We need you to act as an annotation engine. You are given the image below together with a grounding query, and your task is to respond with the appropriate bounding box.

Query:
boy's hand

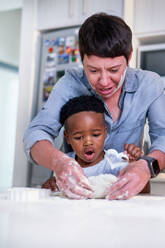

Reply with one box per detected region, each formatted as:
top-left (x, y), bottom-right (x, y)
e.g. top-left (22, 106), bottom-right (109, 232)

top-left (124, 143), bottom-right (143, 162)
top-left (42, 176), bottom-right (59, 192)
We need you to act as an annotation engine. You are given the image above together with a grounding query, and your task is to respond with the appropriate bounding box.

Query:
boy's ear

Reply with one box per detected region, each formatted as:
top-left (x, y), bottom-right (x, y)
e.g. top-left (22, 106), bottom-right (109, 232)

top-left (64, 130), bottom-right (70, 144)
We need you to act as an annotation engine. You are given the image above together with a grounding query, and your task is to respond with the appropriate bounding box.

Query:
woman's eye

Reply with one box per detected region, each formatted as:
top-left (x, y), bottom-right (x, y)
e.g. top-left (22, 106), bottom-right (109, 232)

top-left (89, 69), bottom-right (97, 73)
top-left (110, 67), bottom-right (120, 73)
top-left (111, 69), bottom-right (118, 73)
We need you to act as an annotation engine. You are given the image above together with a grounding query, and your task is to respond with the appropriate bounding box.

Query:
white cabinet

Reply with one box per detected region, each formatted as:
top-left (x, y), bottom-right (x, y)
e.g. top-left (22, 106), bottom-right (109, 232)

top-left (36, 0), bottom-right (124, 30)
top-left (134, 0), bottom-right (165, 35)
top-left (36, 0), bottom-right (79, 30)
top-left (77, 0), bottom-right (124, 23)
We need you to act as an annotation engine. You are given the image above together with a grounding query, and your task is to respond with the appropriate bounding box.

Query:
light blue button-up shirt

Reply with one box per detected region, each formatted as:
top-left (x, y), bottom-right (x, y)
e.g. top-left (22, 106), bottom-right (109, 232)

top-left (24, 67), bottom-right (165, 161)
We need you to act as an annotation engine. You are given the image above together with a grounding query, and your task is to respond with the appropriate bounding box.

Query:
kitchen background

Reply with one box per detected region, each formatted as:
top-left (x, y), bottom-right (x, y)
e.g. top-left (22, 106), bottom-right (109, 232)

top-left (0, 0), bottom-right (165, 189)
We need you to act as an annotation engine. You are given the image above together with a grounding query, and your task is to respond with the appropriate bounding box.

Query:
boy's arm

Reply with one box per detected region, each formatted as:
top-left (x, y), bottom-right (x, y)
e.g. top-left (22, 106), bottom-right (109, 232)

top-left (42, 176), bottom-right (59, 192)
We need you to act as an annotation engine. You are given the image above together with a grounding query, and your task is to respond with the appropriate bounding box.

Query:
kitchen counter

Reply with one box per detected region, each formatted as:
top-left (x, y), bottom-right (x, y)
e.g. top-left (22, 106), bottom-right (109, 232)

top-left (0, 188), bottom-right (165, 248)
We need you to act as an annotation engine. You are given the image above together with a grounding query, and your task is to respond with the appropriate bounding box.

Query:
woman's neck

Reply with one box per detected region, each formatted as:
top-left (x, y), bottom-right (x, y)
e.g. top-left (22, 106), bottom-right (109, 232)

top-left (105, 88), bottom-right (122, 122)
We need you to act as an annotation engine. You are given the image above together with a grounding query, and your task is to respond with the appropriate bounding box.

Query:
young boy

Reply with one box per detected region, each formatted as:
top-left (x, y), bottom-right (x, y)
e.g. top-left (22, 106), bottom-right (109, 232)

top-left (42, 95), bottom-right (146, 193)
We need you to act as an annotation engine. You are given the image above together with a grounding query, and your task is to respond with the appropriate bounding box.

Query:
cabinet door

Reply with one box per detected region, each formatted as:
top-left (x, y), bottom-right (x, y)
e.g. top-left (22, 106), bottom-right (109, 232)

top-left (78, 0), bottom-right (124, 22)
top-left (36, 0), bottom-right (124, 30)
top-left (66, 0), bottom-right (124, 26)
top-left (134, 0), bottom-right (165, 34)
top-left (36, 0), bottom-right (80, 30)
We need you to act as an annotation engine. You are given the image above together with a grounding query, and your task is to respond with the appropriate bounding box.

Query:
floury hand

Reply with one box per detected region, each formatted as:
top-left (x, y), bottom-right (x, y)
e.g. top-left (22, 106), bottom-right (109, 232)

top-left (30, 141), bottom-right (93, 199)
top-left (106, 160), bottom-right (150, 200)
top-left (54, 154), bottom-right (94, 199)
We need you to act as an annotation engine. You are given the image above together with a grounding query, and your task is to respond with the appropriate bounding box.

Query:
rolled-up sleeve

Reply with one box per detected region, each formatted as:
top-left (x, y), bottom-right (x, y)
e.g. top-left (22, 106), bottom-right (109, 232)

top-left (24, 129), bottom-right (56, 162)
top-left (23, 76), bottom-right (69, 161)
top-left (23, 106), bottom-right (62, 161)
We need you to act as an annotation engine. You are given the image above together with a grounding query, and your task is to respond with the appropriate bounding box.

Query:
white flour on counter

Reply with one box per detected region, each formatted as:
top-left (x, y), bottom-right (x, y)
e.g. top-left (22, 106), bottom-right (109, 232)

top-left (0, 188), bottom-right (165, 248)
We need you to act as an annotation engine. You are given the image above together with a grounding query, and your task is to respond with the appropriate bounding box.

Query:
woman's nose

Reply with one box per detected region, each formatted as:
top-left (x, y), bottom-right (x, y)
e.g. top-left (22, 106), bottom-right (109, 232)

top-left (99, 72), bottom-right (109, 86)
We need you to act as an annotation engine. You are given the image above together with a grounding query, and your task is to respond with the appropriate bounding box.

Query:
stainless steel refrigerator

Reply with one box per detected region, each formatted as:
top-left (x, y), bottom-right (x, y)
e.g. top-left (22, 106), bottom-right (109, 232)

top-left (29, 26), bottom-right (82, 187)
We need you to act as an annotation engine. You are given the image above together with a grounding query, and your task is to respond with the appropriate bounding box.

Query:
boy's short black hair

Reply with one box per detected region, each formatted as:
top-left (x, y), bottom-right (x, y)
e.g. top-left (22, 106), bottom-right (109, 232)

top-left (79, 12), bottom-right (132, 63)
top-left (60, 95), bottom-right (106, 126)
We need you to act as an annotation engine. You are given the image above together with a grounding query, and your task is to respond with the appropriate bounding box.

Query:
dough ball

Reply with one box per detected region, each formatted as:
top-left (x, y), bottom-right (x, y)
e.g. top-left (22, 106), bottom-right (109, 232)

top-left (89, 174), bottom-right (117, 199)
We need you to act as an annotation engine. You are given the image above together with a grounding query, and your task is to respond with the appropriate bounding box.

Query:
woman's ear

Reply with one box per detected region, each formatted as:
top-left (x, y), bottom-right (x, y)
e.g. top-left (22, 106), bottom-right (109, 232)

top-left (128, 49), bottom-right (133, 64)
top-left (64, 130), bottom-right (70, 144)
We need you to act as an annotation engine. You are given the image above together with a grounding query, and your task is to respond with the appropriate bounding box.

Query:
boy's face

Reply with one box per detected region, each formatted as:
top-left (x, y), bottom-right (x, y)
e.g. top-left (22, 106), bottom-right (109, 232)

top-left (64, 111), bottom-right (107, 167)
top-left (83, 55), bottom-right (129, 100)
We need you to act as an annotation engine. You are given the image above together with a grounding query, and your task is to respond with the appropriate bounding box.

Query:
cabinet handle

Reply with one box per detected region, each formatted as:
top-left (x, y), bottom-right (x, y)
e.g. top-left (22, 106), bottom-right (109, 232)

top-left (82, 0), bottom-right (87, 15)
top-left (69, 0), bottom-right (73, 17)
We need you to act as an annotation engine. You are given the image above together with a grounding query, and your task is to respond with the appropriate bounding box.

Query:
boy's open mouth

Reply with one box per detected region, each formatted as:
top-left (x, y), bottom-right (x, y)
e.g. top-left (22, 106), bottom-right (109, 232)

top-left (84, 149), bottom-right (95, 160)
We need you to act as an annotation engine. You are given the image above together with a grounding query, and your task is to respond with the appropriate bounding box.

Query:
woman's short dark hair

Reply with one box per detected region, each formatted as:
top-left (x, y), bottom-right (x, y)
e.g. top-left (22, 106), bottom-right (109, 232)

top-left (78, 12), bottom-right (132, 63)
top-left (60, 95), bottom-right (106, 128)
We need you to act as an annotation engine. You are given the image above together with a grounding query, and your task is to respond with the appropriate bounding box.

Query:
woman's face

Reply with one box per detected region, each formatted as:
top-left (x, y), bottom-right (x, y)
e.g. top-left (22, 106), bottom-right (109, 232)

top-left (65, 111), bottom-right (107, 167)
top-left (83, 55), bottom-right (128, 99)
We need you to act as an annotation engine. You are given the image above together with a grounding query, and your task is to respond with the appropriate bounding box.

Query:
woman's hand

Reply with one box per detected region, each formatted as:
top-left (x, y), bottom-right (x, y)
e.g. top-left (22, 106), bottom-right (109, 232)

top-left (53, 153), bottom-right (94, 199)
top-left (31, 141), bottom-right (93, 200)
top-left (106, 159), bottom-right (150, 200)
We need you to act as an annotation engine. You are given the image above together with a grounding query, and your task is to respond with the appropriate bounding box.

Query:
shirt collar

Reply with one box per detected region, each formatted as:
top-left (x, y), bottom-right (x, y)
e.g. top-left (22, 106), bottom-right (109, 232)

top-left (123, 67), bottom-right (139, 93)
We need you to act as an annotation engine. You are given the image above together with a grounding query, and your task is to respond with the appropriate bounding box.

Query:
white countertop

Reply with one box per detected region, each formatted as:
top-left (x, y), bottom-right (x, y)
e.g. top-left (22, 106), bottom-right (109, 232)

top-left (0, 188), bottom-right (165, 248)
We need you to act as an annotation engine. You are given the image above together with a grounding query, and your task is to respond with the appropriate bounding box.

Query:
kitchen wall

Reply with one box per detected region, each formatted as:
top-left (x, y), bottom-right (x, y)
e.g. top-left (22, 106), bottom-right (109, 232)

top-left (0, 7), bottom-right (22, 187)
top-left (0, 9), bottom-right (21, 66)
top-left (0, 66), bottom-right (19, 187)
